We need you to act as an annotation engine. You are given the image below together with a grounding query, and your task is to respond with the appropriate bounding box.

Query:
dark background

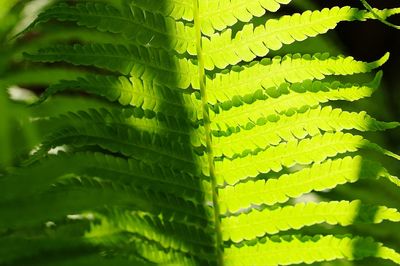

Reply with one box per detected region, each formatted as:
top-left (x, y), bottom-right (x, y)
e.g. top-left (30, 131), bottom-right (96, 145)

top-left (326, 0), bottom-right (400, 154)
top-left (284, 0), bottom-right (400, 151)
top-left (324, 0), bottom-right (400, 115)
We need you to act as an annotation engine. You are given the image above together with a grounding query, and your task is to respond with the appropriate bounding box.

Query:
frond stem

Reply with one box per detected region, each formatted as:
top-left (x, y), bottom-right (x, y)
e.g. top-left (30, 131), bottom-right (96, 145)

top-left (193, 0), bottom-right (223, 264)
top-left (359, 0), bottom-right (400, 29)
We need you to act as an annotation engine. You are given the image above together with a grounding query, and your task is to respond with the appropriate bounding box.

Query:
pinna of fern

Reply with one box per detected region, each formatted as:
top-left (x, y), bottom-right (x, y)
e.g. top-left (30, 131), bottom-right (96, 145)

top-left (1, 0), bottom-right (400, 265)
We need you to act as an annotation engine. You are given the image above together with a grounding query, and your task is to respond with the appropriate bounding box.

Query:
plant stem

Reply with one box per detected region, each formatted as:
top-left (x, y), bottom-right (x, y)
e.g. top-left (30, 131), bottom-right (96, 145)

top-left (192, 1), bottom-right (223, 265)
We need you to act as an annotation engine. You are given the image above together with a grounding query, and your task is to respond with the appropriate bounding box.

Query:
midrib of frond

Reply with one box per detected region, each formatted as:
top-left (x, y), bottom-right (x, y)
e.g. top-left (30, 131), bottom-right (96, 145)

top-left (193, 0), bottom-right (223, 264)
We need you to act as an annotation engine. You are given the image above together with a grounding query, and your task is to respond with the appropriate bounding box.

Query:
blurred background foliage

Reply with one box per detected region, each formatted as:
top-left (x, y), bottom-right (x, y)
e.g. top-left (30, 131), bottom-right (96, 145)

top-left (0, 0), bottom-right (110, 169)
top-left (0, 0), bottom-right (399, 265)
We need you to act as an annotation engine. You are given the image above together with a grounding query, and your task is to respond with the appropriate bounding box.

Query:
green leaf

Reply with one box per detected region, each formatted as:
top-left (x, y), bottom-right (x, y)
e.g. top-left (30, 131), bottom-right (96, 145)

top-left (221, 200), bottom-right (400, 242)
top-left (202, 7), bottom-right (400, 69)
top-left (38, 75), bottom-right (203, 121)
top-left (218, 156), bottom-right (399, 213)
top-left (24, 43), bottom-right (199, 89)
top-left (206, 53), bottom-right (386, 104)
top-left (223, 235), bottom-right (400, 265)
top-left (213, 106), bottom-right (399, 158)
top-left (26, 2), bottom-right (196, 55)
top-left (215, 132), bottom-right (399, 185)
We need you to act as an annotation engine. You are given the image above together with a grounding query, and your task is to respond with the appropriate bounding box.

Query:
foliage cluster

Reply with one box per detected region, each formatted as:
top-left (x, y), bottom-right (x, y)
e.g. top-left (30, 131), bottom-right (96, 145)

top-left (0, 0), bottom-right (400, 265)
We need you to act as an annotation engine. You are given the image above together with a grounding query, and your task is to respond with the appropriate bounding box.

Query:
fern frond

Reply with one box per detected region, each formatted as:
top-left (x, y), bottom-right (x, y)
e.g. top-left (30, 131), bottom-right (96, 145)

top-left (30, 123), bottom-right (207, 175)
top-left (206, 53), bottom-right (386, 104)
top-left (0, 178), bottom-right (211, 230)
top-left (218, 156), bottom-right (399, 213)
top-left (88, 209), bottom-right (216, 257)
top-left (213, 106), bottom-right (399, 157)
top-left (198, 0), bottom-right (292, 36)
top-left (0, 228), bottom-right (195, 266)
top-left (130, 0), bottom-right (292, 36)
top-left (1, 152), bottom-right (211, 204)
top-left (92, 231), bottom-right (204, 265)
top-left (0, 179), bottom-right (143, 229)
top-left (215, 132), bottom-right (399, 185)
top-left (87, 231), bottom-right (207, 265)
top-left (211, 73), bottom-right (382, 132)
top-left (24, 47), bottom-right (386, 101)
top-left (26, 2), bottom-right (196, 55)
top-left (7, 0), bottom-right (400, 264)
top-left (203, 7), bottom-right (400, 69)
top-left (50, 108), bottom-right (205, 147)
top-left (223, 235), bottom-right (400, 265)
top-left (24, 43), bottom-right (199, 89)
top-left (221, 200), bottom-right (400, 242)
top-left (131, 0), bottom-right (193, 21)
top-left (38, 75), bottom-right (203, 121)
